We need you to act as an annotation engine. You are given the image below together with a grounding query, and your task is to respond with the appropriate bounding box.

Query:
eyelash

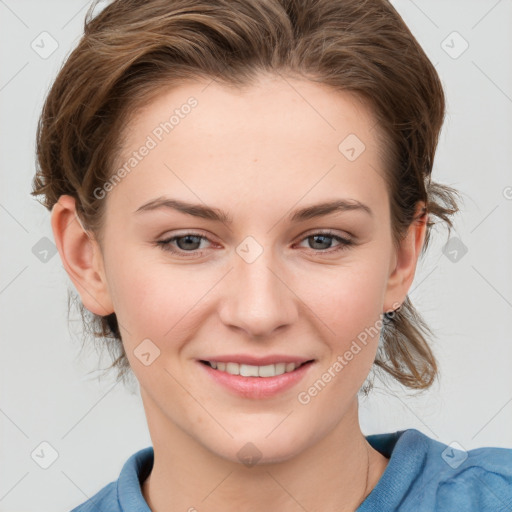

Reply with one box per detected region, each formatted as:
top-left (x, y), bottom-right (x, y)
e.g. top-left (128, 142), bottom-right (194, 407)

top-left (156, 230), bottom-right (354, 258)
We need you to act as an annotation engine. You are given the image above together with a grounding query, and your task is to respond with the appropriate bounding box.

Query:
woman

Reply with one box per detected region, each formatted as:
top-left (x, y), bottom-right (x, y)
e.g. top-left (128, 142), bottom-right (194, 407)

top-left (31, 0), bottom-right (512, 510)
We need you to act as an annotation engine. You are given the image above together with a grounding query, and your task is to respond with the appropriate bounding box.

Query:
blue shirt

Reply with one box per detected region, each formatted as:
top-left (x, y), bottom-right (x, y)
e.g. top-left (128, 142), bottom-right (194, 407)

top-left (70, 428), bottom-right (512, 511)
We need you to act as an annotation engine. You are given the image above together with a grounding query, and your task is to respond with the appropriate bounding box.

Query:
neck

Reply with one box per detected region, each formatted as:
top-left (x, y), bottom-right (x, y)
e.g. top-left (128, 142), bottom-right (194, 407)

top-left (141, 394), bottom-right (388, 512)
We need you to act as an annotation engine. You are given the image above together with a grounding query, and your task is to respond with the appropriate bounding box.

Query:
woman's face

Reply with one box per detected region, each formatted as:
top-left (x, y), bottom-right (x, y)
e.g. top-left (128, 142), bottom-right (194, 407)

top-left (67, 74), bottom-right (422, 464)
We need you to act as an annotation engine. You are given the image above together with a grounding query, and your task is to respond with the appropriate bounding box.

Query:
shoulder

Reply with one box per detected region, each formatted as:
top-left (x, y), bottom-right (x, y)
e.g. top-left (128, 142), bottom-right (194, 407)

top-left (361, 428), bottom-right (512, 512)
top-left (69, 481), bottom-right (118, 512)
top-left (424, 436), bottom-right (512, 511)
top-left (69, 446), bottom-right (154, 512)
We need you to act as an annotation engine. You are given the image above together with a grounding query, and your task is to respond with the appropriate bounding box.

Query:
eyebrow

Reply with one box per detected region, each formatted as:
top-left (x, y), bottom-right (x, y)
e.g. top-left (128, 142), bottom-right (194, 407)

top-left (134, 196), bottom-right (373, 224)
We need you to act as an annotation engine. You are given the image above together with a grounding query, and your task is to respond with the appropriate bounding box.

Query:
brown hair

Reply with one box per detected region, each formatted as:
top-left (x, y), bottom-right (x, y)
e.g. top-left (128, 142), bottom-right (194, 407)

top-left (31, 0), bottom-right (461, 391)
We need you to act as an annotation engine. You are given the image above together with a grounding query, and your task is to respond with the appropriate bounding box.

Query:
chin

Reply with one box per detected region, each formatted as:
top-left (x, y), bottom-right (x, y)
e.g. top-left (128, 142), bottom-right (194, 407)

top-left (209, 431), bottom-right (308, 468)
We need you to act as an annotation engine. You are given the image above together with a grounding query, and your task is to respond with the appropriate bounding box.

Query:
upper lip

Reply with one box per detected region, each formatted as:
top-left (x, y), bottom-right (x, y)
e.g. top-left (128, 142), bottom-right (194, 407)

top-left (199, 354), bottom-right (314, 366)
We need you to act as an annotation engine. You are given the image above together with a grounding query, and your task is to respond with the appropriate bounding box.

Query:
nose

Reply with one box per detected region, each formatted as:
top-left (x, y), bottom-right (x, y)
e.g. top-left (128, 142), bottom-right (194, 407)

top-left (217, 247), bottom-right (298, 339)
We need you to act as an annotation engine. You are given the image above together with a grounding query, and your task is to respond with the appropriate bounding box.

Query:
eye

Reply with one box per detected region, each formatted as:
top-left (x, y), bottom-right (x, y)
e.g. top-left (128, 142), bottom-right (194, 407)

top-left (295, 230), bottom-right (353, 254)
top-left (156, 232), bottom-right (212, 258)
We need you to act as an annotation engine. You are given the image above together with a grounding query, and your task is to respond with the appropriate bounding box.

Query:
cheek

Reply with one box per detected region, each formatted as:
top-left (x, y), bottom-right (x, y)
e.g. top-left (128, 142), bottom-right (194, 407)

top-left (290, 252), bottom-right (390, 402)
top-left (104, 244), bottom-right (221, 356)
top-left (111, 269), bottom-right (196, 334)
top-left (290, 262), bottom-right (388, 422)
top-left (298, 255), bottom-right (389, 342)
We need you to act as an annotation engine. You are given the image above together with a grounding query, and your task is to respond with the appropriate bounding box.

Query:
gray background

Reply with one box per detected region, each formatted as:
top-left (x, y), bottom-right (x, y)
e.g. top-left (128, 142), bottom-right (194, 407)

top-left (1, 0), bottom-right (511, 510)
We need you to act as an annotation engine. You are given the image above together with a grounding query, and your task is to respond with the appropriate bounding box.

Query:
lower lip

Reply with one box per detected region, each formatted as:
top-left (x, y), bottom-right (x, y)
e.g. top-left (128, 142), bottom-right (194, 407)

top-left (197, 360), bottom-right (315, 399)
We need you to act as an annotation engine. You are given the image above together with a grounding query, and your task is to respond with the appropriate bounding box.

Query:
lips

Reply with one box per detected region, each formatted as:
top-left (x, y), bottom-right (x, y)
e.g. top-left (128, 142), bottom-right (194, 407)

top-left (197, 358), bottom-right (316, 399)
top-left (198, 354), bottom-right (314, 366)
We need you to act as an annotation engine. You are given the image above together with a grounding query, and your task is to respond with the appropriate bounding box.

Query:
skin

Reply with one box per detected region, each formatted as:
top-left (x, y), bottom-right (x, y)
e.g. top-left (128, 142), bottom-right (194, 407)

top-left (51, 74), bottom-right (427, 511)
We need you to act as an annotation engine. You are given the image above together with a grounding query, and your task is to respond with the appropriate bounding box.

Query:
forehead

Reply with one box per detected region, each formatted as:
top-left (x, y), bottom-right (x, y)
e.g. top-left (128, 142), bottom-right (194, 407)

top-left (121, 74), bottom-right (379, 152)
top-left (108, 75), bottom-right (387, 219)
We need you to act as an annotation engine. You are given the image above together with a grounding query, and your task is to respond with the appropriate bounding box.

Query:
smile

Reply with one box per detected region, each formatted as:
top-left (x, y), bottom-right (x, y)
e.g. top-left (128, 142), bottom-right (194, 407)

top-left (200, 360), bottom-right (312, 378)
top-left (198, 359), bottom-right (316, 399)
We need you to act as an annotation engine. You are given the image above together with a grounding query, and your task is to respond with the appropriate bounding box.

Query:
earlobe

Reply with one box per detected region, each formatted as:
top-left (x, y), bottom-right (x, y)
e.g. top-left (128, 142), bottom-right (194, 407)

top-left (51, 195), bottom-right (114, 316)
top-left (383, 202), bottom-right (427, 312)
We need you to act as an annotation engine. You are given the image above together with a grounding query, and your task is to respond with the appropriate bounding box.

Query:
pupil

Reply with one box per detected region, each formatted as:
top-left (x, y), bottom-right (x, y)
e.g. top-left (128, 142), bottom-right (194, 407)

top-left (311, 234), bottom-right (330, 250)
top-left (178, 235), bottom-right (200, 250)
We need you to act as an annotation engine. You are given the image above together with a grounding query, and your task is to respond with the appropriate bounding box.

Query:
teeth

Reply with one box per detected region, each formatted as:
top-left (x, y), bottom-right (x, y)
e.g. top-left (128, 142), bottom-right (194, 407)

top-left (208, 361), bottom-right (301, 377)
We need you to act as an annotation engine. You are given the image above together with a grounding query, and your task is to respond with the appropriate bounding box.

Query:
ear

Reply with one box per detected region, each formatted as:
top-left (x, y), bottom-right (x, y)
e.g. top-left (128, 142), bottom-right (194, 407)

top-left (383, 201), bottom-right (427, 313)
top-left (51, 195), bottom-right (114, 316)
